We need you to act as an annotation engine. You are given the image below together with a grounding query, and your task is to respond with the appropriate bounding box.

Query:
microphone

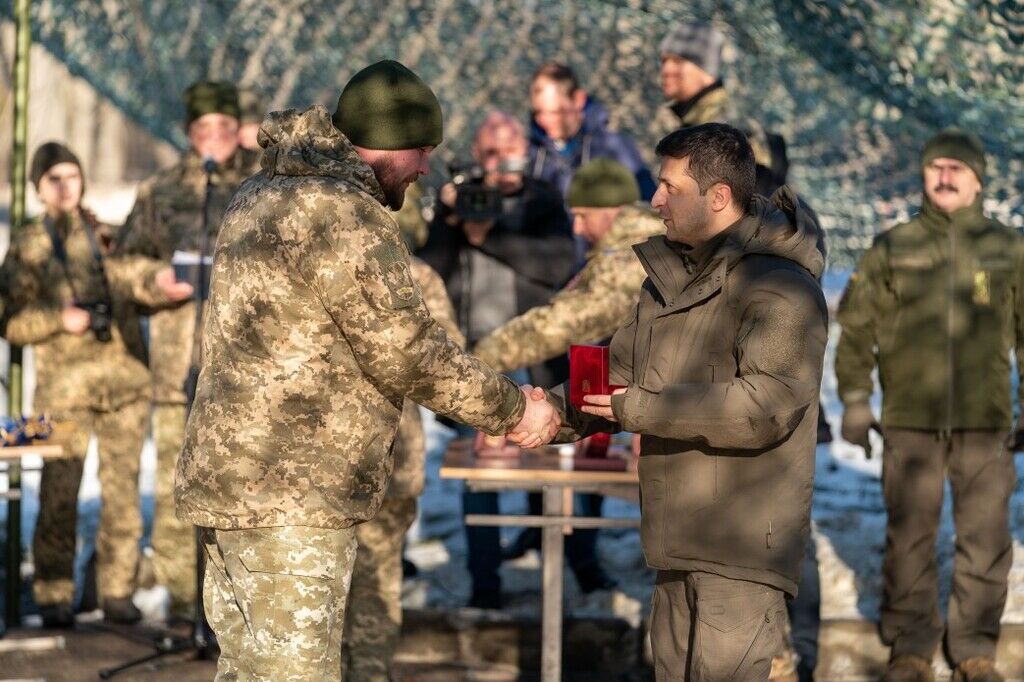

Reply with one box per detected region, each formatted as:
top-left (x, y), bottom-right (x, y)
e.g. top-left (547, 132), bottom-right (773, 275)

top-left (202, 156), bottom-right (218, 174)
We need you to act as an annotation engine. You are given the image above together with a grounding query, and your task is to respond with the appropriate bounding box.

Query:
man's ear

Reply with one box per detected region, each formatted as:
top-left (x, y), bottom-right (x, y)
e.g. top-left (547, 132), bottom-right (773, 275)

top-left (572, 89), bottom-right (587, 111)
top-left (710, 183), bottom-right (733, 212)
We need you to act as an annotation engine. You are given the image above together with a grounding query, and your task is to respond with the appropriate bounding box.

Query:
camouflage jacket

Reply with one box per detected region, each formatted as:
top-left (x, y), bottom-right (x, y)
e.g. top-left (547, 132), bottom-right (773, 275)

top-left (388, 257), bottom-right (464, 499)
top-left (176, 105), bottom-right (525, 530)
top-left (117, 148), bottom-right (257, 404)
top-left (1, 212), bottom-right (171, 413)
top-left (474, 204), bottom-right (663, 372)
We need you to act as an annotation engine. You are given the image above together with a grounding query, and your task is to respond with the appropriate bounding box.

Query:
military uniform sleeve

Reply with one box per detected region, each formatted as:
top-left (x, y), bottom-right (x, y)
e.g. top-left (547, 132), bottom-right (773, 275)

top-left (300, 207), bottom-right (524, 436)
top-left (475, 251), bottom-right (643, 372)
top-left (0, 236), bottom-right (64, 346)
top-left (835, 238), bottom-right (889, 405)
top-left (610, 268), bottom-right (827, 450)
top-left (410, 257), bottom-right (464, 348)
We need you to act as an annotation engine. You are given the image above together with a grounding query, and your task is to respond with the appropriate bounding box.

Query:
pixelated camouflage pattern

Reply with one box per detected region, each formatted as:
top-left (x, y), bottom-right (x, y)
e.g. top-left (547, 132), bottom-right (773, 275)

top-left (653, 84), bottom-right (732, 139)
top-left (116, 149), bottom-right (258, 405)
top-left (342, 495), bottom-right (418, 682)
top-left (387, 257), bottom-right (464, 499)
top-left (150, 402), bottom-right (195, 612)
top-left (474, 203), bottom-right (664, 373)
top-left (1, 212), bottom-right (175, 412)
top-left (201, 524), bottom-right (357, 681)
top-left (395, 182), bottom-right (429, 250)
top-left (32, 399), bottom-right (149, 605)
top-left (176, 105), bottom-right (525, 531)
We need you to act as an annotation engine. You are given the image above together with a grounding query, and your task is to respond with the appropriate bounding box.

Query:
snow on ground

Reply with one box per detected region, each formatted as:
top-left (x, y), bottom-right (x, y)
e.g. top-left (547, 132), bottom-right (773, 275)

top-left (5, 269), bottom-right (1024, 624)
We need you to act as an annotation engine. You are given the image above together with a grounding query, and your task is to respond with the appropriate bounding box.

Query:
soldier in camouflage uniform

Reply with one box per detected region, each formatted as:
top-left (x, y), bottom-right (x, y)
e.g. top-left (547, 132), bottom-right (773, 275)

top-left (116, 82), bottom-right (257, 616)
top-left (176, 60), bottom-right (559, 680)
top-left (341, 253), bottom-right (464, 681)
top-left (475, 158), bottom-right (663, 372)
top-left (1, 143), bottom-right (192, 627)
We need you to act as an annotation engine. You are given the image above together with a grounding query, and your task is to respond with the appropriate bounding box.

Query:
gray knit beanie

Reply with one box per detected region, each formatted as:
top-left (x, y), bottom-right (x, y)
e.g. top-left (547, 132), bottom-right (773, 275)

top-left (659, 22), bottom-right (726, 78)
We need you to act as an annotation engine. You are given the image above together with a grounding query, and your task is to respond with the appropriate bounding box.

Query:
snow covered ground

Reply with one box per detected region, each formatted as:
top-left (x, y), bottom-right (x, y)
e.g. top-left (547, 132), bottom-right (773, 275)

top-left (5, 269), bottom-right (1024, 624)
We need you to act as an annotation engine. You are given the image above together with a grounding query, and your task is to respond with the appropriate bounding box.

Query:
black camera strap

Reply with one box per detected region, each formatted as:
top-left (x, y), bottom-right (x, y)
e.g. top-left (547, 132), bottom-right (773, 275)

top-left (42, 210), bottom-right (114, 307)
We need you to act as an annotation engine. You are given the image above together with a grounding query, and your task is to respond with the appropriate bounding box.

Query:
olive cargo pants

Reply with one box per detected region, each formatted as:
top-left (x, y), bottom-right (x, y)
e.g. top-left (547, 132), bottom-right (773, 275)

top-left (880, 428), bottom-right (1015, 663)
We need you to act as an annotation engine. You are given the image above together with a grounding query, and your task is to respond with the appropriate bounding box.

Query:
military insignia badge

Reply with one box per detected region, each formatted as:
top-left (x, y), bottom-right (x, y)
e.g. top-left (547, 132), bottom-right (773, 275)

top-left (973, 271), bottom-right (991, 305)
top-left (385, 261), bottom-right (417, 306)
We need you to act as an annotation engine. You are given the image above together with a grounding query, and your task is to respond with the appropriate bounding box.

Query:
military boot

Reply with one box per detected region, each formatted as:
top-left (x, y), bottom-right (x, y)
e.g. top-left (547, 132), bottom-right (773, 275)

top-left (39, 603), bottom-right (75, 629)
top-left (952, 658), bottom-right (1004, 682)
top-left (882, 655), bottom-right (935, 682)
top-left (102, 597), bottom-right (141, 624)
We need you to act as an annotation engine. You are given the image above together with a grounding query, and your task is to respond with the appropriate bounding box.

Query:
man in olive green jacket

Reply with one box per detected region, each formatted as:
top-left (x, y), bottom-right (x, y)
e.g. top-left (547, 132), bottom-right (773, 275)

top-left (837, 129), bottom-right (1019, 682)
top-left (560, 124), bottom-right (828, 681)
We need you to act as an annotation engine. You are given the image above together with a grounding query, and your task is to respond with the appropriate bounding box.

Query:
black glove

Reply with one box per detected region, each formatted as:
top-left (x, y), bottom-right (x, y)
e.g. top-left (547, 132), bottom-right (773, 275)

top-left (841, 401), bottom-right (878, 458)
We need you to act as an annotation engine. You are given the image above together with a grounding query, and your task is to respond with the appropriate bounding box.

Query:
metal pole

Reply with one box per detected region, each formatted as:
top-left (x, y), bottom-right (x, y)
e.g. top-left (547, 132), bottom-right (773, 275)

top-left (5, 0), bottom-right (32, 629)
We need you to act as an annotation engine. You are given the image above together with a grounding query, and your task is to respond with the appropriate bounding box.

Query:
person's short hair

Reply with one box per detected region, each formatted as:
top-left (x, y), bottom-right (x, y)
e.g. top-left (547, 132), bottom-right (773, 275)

top-left (530, 61), bottom-right (580, 95)
top-left (656, 123), bottom-right (755, 208)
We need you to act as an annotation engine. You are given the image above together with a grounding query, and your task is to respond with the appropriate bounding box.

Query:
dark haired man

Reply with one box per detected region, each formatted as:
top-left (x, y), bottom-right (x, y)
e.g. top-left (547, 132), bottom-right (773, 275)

top-left (555, 123), bottom-right (828, 680)
top-left (528, 61), bottom-right (655, 201)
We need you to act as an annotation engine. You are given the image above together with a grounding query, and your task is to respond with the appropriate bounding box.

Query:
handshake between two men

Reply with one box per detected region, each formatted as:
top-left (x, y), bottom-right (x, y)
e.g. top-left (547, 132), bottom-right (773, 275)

top-left (503, 385), bottom-right (630, 449)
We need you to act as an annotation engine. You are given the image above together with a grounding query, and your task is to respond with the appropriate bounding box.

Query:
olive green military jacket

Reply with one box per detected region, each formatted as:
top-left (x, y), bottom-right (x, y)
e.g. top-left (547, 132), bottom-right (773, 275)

top-left (1, 212), bottom-right (172, 414)
top-left (117, 148), bottom-right (258, 405)
top-left (837, 198), bottom-right (1024, 431)
top-left (387, 257), bottom-right (465, 499)
top-left (176, 105), bottom-right (525, 530)
top-left (474, 204), bottom-right (663, 372)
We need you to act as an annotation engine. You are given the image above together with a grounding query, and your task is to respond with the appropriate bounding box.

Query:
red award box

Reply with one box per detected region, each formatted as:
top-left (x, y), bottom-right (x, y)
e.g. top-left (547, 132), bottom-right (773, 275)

top-left (569, 345), bottom-right (624, 408)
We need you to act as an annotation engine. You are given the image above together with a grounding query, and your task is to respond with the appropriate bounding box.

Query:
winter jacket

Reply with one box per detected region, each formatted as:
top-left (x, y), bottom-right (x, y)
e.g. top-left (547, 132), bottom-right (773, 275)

top-left (528, 98), bottom-right (656, 201)
top-left (555, 187), bottom-right (828, 596)
top-left (836, 197), bottom-right (1024, 431)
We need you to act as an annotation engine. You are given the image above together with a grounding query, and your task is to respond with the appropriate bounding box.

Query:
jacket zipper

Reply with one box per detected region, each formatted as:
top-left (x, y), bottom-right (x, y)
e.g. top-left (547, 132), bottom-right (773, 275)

top-left (946, 223), bottom-right (955, 436)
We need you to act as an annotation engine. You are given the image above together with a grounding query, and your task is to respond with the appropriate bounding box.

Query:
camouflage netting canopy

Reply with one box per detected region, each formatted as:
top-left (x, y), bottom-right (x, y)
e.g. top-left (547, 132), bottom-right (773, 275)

top-left (4, 0), bottom-right (1023, 266)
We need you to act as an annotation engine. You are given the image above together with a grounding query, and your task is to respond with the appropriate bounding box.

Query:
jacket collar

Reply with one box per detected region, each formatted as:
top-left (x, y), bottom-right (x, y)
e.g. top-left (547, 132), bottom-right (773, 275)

top-left (668, 80), bottom-right (725, 123)
top-left (919, 195), bottom-right (988, 235)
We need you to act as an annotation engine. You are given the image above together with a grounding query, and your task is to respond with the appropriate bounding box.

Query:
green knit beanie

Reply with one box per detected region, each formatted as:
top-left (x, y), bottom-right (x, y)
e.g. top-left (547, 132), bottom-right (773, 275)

top-left (30, 141), bottom-right (81, 187)
top-left (922, 127), bottom-right (986, 183)
top-left (183, 81), bottom-right (240, 126)
top-left (568, 159), bottom-right (641, 208)
top-left (332, 60), bottom-right (443, 150)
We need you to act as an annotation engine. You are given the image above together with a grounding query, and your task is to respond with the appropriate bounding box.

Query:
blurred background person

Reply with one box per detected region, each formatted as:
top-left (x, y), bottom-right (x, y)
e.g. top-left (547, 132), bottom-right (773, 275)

top-left (528, 61), bottom-right (655, 202)
top-left (418, 109), bottom-right (579, 608)
top-left (2, 142), bottom-right (191, 628)
top-left (237, 86), bottom-right (265, 152)
top-left (837, 129), bottom-right (1019, 682)
top-left (115, 81), bottom-right (258, 620)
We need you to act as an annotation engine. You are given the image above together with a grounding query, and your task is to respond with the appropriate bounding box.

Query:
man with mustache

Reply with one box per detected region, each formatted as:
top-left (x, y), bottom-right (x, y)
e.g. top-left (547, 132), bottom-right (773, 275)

top-left (837, 129), bottom-right (1020, 682)
top-left (176, 60), bottom-right (560, 680)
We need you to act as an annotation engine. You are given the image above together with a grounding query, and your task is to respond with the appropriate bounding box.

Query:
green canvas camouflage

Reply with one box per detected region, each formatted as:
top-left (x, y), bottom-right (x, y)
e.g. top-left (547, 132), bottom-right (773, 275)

top-left (474, 203), bottom-right (664, 372)
top-left (175, 105), bottom-right (525, 530)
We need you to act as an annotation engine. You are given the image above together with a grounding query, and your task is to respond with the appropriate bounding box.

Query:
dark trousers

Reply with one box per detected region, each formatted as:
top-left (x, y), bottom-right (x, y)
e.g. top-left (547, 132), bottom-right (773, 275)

top-left (650, 571), bottom-right (786, 681)
top-left (463, 489), bottom-right (605, 594)
top-left (880, 428), bottom-right (1015, 663)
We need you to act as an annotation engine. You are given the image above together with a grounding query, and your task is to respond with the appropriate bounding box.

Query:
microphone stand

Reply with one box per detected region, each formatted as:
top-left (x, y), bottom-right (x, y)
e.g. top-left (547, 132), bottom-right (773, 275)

top-left (98, 156), bottom-right (219, 678)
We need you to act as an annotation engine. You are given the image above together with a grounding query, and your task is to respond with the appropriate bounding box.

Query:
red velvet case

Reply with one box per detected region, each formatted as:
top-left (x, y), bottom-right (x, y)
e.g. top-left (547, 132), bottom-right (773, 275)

top-left (569, 344), bottom-right (610, 408)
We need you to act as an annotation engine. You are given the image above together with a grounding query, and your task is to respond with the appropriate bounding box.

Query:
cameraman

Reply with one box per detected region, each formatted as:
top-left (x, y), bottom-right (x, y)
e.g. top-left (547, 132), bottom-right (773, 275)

top-left (418, 111), bottom-right (576, 607)
top-left (1, 143), bottom-right (191, 627)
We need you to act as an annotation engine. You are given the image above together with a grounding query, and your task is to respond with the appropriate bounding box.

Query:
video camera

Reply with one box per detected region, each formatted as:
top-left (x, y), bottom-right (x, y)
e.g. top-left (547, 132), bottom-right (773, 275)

top-left (449, 158), bottom-right (527, 221)
top-left (76, 301), bottom-right (113, 342)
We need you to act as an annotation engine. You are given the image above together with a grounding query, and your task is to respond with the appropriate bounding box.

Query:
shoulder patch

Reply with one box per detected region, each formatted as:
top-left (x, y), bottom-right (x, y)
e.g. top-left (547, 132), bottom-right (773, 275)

top-left (385, 260), bottom-right (417, 305)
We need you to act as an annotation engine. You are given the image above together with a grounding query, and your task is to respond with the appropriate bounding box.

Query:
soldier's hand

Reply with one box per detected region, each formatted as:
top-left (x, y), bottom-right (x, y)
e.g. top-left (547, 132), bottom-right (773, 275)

top-left (580, 388), bottom-right (628, 421)
top-left (439, 182), bottom-right (457, 208)
top-left (507, 385), bottom-right (561, 448)
top-left (61, 305), bottom-right (91, 335)
top-left (154, 266), bottom-right (194, 302)
top-left (841, 401), bottom-right (877, 456)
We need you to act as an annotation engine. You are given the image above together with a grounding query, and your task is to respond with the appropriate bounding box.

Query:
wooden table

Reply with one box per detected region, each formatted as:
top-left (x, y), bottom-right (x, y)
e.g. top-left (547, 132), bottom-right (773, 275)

top-left (440, 440), bottom-right (639, 682)
top-left (1, 444), bottom-right (66, 630)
